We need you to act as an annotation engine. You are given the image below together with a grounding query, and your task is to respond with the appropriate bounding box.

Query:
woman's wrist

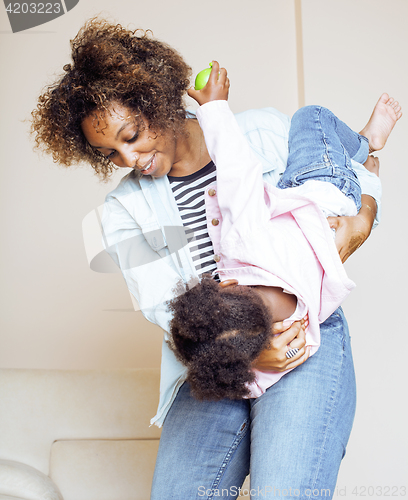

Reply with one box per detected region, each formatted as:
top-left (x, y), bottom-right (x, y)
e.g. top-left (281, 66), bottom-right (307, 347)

top-left (357, 195), bottom-right (377, 238)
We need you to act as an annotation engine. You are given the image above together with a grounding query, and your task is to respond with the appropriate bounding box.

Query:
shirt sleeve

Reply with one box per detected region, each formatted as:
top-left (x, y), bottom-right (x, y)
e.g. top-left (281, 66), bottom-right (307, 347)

top-left (101, 193), bottom-right (178, 333)
top-left (235, 106), bottom-right (291, 181)
top-left (351, 159), bottom-right (382, 226)
top-left (196, 100), bottom-right (271, 237)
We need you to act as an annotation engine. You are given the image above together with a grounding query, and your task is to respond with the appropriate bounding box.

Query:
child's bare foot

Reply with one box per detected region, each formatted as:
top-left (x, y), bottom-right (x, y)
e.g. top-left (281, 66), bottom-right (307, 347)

top-left (363, 155), bottom-right (380, 177)
top-left (359, 93), bottom-right (402, 153)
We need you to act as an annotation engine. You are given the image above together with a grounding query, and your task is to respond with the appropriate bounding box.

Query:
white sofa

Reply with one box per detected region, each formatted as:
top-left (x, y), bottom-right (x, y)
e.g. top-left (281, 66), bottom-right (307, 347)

top-left (0, 368), bottom-right (161, 500)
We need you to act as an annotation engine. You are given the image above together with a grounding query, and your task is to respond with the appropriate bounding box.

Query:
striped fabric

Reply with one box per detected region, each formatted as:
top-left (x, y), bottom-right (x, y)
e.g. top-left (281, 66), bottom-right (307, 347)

top-left (285, 348), bottom-right (299, 359)
top-left (168, 161), bottom-right (218, 277)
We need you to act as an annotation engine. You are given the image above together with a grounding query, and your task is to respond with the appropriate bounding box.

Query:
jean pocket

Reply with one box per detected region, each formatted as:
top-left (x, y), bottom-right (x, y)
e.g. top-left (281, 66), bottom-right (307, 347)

top-left (276, 162), bottom-right (334, 189)
top-left (292, 162), bottom-right (335, 185)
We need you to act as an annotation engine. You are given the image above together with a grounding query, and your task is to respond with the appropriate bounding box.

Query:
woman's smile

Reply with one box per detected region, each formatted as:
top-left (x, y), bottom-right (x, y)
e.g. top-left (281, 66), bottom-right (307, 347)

top-left (139, 153), bottom-right (157, 175)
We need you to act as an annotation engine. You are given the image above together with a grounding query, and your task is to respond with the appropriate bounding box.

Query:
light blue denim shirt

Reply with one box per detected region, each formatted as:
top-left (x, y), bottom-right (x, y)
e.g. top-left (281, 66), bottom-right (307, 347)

top-left (101, 107), bottom-right (381, 427)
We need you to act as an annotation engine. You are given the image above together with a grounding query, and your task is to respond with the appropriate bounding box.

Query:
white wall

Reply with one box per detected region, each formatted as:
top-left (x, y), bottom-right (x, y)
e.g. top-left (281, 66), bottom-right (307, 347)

top-left (301, 0), bottom-right (408, 493)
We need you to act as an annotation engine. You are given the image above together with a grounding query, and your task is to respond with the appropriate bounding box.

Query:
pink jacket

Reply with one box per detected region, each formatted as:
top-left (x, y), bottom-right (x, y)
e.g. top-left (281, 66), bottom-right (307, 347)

top-left (197, 100), bottom-right (355, 397)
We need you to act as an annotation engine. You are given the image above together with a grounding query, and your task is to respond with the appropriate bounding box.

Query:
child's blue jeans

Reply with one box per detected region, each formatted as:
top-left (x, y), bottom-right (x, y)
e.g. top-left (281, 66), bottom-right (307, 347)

top-left (277, 106), bottom-right (369, 212)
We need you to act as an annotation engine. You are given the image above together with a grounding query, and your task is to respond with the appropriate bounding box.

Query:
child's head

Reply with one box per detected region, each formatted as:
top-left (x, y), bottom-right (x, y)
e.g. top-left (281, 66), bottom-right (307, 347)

top-left (168, 276), bottom-right (272, 400)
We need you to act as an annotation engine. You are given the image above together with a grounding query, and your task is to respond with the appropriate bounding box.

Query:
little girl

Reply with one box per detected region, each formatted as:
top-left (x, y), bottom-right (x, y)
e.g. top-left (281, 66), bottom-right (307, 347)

top-left (168, 62), bottom-right (402, 400)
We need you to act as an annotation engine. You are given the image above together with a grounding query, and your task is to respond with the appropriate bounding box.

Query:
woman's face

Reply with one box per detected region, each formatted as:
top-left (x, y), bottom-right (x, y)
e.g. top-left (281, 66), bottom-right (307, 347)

top-left (81, 102), bottom-right (178, 177)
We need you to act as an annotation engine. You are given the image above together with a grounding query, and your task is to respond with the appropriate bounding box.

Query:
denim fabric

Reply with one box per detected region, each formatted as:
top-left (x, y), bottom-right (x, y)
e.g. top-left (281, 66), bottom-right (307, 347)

top-left (151, 308), bottom-right (356, 499)
top-left (277, 106), bottom-right (369, 211)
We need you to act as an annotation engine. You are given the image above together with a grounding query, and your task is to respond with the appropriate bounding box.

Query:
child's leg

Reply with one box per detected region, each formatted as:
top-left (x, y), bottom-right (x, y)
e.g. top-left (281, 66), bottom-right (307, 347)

top-left (277, 106), bottom-right (368, 211)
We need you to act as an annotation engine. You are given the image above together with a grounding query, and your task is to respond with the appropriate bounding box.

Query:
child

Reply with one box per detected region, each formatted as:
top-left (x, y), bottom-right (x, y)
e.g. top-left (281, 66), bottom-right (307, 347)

top-left (168, 62), bottom-right (402, 401)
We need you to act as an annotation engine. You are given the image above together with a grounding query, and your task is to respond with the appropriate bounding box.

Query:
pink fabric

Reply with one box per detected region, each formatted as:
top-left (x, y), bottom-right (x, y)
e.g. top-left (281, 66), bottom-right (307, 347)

top-left (197, 101), bottom-right (355, 397)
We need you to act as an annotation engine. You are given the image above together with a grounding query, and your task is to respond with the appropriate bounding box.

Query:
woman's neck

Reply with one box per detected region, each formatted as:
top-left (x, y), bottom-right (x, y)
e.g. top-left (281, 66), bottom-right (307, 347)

top-left (169, 119), bottom-right (211, 177)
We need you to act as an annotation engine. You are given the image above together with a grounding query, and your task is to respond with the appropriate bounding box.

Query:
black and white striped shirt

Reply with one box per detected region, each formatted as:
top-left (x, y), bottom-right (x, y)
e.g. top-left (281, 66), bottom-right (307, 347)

top-left (168, 161), bottom-right (218, 277)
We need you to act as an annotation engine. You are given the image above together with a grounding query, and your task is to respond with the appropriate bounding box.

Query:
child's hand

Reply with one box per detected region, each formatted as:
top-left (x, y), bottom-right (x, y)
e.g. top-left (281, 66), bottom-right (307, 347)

top-left (188, 60), bottom-right (230, 106)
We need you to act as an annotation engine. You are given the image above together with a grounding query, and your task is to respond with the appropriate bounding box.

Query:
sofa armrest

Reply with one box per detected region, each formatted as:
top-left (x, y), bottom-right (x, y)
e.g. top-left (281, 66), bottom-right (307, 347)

top-left (0, 460), bottom-right (63, 500)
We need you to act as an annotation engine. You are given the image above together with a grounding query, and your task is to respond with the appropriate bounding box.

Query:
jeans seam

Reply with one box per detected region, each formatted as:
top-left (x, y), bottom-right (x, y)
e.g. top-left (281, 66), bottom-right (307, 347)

top-left (206, 418), bottom-right (250, 498)
top-left (319, 107), bottom-right (336, 177)
top-left (310, 327), bottom-right (346, 493)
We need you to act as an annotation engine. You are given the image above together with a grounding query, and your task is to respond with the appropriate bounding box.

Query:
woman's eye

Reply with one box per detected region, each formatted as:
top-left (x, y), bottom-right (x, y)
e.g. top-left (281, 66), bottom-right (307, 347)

top-left (106, 150), bottom-right (117, 159)
top-left (127, 133), bottom-right (139, 143)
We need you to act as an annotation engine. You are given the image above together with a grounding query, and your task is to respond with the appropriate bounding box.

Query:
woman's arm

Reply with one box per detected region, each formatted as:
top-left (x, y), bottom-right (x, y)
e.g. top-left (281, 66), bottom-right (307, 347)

top-left (329, 153), bottom-right (382, 262)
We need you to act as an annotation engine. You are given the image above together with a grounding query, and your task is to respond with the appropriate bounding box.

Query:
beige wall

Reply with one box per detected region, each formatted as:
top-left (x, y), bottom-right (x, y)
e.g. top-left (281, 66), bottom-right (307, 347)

top-left (301, 0), bottom-right (408, 490)
top-left (1, 0), bottom-right (407, 490)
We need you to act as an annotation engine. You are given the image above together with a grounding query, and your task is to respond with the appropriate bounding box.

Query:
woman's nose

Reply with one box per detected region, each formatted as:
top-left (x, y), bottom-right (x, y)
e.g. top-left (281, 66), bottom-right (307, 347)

top-left (121, 149), bottom-right (139, 169)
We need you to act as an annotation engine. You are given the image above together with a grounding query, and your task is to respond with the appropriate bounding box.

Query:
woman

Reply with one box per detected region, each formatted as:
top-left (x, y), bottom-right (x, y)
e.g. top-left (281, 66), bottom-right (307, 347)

top-left (31, 18), bottom-right (387, 499)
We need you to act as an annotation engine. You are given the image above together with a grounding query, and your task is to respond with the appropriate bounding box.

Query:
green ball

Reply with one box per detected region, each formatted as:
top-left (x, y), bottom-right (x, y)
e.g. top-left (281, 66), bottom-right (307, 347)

top-left (194, 63), bottom-right (213, 90)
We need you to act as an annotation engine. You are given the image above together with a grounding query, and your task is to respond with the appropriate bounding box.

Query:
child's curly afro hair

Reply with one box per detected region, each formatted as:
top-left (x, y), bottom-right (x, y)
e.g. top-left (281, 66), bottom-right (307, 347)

top-left (168, 276), bottom-right (273, 401)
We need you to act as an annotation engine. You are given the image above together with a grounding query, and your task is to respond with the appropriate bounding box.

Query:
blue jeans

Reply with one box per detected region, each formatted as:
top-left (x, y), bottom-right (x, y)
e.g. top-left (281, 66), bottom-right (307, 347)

top-left (151, 308), bottom-right (356, 499)
top-left (277, 106), bottom-right (369, 211)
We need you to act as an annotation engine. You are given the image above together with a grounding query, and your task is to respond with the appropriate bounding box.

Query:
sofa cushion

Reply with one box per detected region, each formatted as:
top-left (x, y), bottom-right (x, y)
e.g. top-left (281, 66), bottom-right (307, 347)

top-left (0, 369), bottom-right (161, 475)
top-left (0, 460), bottom-right (63, 500)
top-left (49, 439), bottom-right (160, 500)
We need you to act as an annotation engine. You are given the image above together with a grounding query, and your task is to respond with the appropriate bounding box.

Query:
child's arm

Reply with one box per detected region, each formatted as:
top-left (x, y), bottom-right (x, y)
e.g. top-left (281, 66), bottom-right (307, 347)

top-left (191, 65), bottom-right (310, 372)
top-left (189, 62), bottom-right (270, 236)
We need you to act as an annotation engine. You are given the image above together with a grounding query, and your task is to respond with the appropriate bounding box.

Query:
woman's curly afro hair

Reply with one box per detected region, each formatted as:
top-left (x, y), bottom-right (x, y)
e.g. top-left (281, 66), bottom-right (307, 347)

top-left (31, 18), bottom-right (192, 179)
top-left (168, 276), bottom-right (273, 401)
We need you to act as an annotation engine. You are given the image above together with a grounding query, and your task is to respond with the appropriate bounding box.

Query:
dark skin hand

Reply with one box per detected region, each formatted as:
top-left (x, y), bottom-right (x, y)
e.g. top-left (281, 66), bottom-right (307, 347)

top-left (188, 60), bottom-right (230, 104)
top-left (328, 194), bottom-right (377, 263)
top-left (253, 317), bottom-right (310, 372)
